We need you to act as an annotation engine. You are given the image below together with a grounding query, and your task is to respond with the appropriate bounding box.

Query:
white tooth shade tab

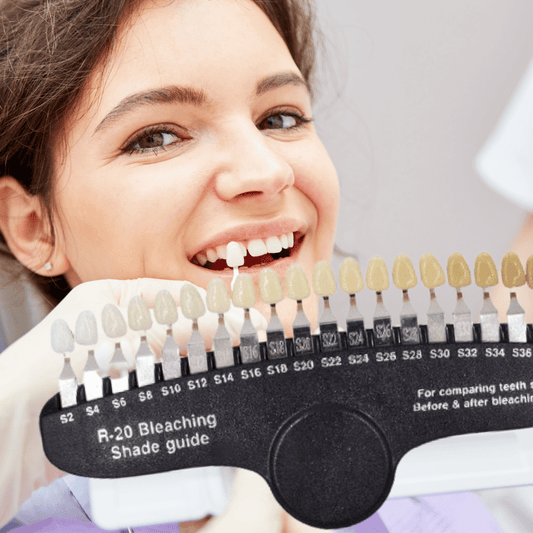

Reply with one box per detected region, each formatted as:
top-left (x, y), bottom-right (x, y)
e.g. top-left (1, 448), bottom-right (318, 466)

top-left (312, 261), bottom-right (337, 297)
top-left (266, 236), bottom-right (282, 254)
top-left (248, 239), bottom-right (268, 257)
top-left (280, 234), bottom-right (289, 249)
top-left (286, 265), bottom-right (311, 300)
top-left (75, 311), bottom-right (98, 346)
top-left (101, 304), bottom-right (128, 338)
top-left (51, 319), bottom-right (75, 354)
top-left (128, 296), bottom-right (153, 331)
top-left (227, 241), bottom-right (244, 268)
top-left (154, 290), bottom-right (179, 326)
top-left (259, 268), bottom-right (284, 304)
top-left (207, 278), bottom-right (231, 314)
top-left (180, 283), bottom-right (206, 320)
top-left (232, 273), bottom-right (256, 308)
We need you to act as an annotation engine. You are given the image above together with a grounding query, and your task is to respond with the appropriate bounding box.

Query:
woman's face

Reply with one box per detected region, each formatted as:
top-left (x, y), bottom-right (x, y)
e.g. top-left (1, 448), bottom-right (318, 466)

top-left (53, 0), bottom-right (339, 323)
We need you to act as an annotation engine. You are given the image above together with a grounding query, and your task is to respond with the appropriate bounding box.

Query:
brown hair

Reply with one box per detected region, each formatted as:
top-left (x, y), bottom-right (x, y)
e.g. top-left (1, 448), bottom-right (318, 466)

top-left (0, 0), bottom-right (318, 304)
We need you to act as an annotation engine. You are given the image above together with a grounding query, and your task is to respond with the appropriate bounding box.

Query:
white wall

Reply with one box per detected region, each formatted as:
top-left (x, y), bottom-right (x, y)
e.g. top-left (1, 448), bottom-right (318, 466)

top-left (314, 0), bottom-right (533, 324)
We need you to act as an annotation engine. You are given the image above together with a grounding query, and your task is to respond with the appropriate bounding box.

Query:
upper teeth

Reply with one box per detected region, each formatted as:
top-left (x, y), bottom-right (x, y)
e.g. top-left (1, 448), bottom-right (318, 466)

top-left (194, 232), bottom-right (295, 266)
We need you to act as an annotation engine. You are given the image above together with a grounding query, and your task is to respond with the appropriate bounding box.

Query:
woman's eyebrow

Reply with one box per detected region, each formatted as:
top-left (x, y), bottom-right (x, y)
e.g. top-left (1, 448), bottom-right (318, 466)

top-left (94, 86), bottom-right (209, 134)
top-left (255, 71), bottom-right (310, 96)
top-left (93, 71), bottom-right (309, 135)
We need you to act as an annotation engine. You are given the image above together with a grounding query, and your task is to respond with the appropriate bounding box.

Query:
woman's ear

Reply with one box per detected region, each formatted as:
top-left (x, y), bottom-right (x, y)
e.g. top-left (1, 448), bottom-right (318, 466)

top-left (0, 176), bottom-right (70, 277)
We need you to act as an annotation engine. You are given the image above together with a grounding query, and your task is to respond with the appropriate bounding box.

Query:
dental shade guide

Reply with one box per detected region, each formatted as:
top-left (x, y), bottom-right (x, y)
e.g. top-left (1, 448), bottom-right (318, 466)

top-left (41, 253), bottom-right (533, 528)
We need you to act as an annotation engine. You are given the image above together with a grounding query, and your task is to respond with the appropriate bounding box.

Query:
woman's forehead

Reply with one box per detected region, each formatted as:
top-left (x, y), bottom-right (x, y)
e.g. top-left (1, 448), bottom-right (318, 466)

top-left (83, 0), bottom-right (299, 116)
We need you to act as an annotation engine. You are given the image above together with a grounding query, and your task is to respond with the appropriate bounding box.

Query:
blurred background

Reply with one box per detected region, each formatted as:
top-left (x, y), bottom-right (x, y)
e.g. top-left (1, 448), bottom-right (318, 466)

top-left (313, 0), bottom-right (533, 324)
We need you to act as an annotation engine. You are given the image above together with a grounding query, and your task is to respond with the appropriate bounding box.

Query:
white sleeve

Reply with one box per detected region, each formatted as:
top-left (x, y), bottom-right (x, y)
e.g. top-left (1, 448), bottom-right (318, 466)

top-left (476, 57), bottom-right (533, 211)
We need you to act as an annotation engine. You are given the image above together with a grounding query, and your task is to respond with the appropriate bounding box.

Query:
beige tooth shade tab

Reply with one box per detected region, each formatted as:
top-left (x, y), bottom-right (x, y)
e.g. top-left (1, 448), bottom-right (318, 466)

top-left (419, 253), bottom-right (445, 289)
top-left (312, 261), bottom-right (337, 297)
top-left (102, 304), bottom-right (128, 338)
top-left (392, 254), bottom-right (417, 291)
top-left (286, 265), bottom-right (311, 300)
top-left (339, 257), bottom-right (364, 294)
top-left (527, 255), bottom-right (533, 289)
top-left (207, 278), bottom-right (231, 314)
top-left (365, 256), bottom-right (389, 292)
top-left (154, 289), bottom-right (179, 325)
top-left (232, 273), bottom-right (256, 309)
top-left (259, 268), bottom-right (284, 304)
top-left (128, 295), bottom-right (153, 331)
top-left (180, 283), bottom-right (206, 319)
top-left (447, 253), bottom-right (471, 288)
top-left (501, 252), bottom-right (526, 288)
top-left (474, 253), bottom-right (498, 288)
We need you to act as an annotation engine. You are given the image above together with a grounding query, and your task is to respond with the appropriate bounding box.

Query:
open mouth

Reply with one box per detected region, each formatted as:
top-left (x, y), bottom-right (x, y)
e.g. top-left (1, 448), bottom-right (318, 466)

top-left (190, 231), bottom-right (302, 271)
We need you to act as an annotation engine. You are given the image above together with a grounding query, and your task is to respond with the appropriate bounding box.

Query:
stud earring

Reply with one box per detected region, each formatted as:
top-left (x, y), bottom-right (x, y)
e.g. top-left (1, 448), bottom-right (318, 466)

top-left (44, 262), bottom-right (52, 272)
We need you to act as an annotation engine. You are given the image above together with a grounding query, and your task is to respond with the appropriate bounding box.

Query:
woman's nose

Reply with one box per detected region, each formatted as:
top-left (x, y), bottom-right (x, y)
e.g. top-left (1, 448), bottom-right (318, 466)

top-left (214, 125), bottom-right (295, 203)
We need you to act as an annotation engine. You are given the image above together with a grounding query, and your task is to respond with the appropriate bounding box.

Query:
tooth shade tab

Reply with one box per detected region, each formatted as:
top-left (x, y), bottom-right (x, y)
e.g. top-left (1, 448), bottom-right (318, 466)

top-left (527, 255), bottom-right (533, 288)
top-left (207, 278), bottom-right (231, 314)
top-left (180, 283), bottom-right (206, 320)
top-left (75, 311), bottom-right (98, 346)
top-left (339, 257), bottom-right (364, 294)
top-left (154, 289), bottom-right (179, 326)
top-left (51, 319), bottom-right (75, 354)
top-left (312, 261), bottom-right (337, 297)
top-left (393, 254), bottom-right (417, 291)
top-left (226, 241), bottom-right (244, 268)
top-left (420, 253), bottom-right (445, 289)
top-left (232, 273), bottom-right (256, 308)
top-left (475, 253), bottom-right (498, 288)
top-left (502, 252), bottom-right (526, 288)
top-left (447, 253), bottom-right (471, 288)
top-left (101, 304), bottom-right (127, 338)
top-left (366, 256), bottom-right (389, 292)
top-left (286, 265), bottom-right (311, 300)
top-left (259, 268), bottom-right (284, 304)
top-left (128, 295), bottom-right (153, 331)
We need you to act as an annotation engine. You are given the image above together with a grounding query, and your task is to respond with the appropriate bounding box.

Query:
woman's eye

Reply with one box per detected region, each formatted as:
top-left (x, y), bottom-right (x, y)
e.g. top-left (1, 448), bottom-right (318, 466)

top-left (122, 128), bottom-right (184, 155)
top-left (259, 112), bottom-right (312, 131)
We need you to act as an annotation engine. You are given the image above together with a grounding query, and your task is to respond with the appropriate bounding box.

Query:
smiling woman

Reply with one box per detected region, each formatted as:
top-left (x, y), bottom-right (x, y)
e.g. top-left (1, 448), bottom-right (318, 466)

top-left (0, 0), bottom-right (339, 531)
top-left (0, 0), bottom-right (338, 324)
